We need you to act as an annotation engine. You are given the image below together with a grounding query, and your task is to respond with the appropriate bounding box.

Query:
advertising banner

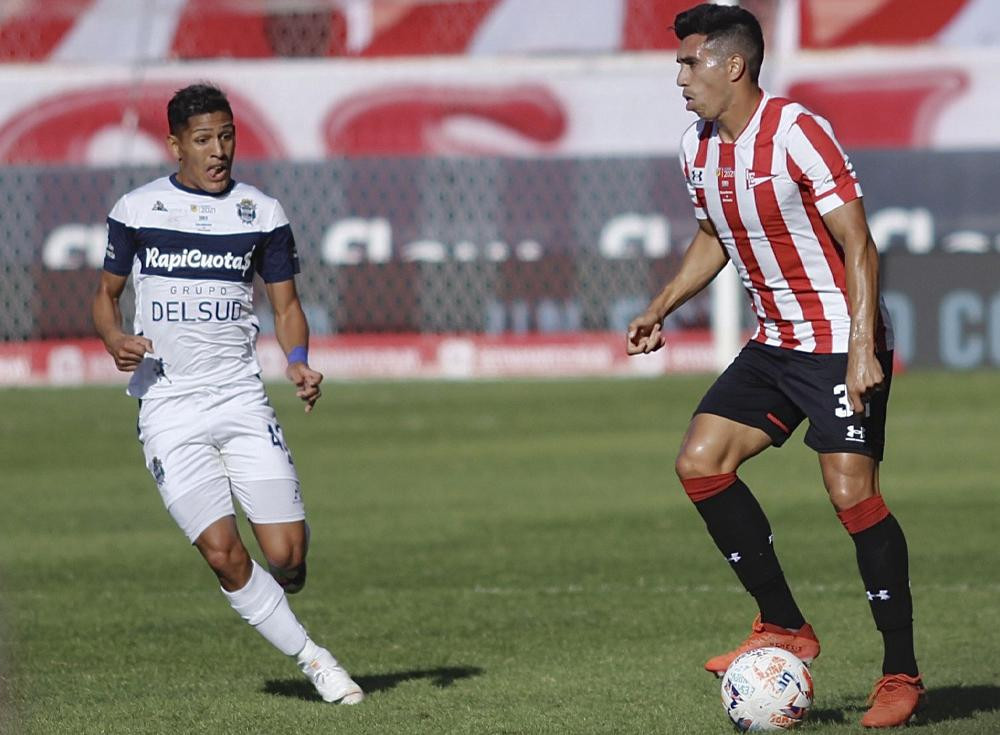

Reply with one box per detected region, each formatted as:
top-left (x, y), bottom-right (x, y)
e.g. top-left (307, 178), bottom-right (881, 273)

top-left (1, 149), bottom-right (998, 380)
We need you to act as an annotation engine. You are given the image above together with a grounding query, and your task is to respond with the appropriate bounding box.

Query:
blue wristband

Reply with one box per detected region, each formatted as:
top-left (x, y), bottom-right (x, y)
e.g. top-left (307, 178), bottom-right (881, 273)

top-left (287, 346), bottom-right (308, 365)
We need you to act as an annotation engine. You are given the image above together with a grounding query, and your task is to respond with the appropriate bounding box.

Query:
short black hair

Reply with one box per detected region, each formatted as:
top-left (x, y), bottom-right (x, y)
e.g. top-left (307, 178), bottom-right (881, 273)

top-left (167, 83), bottom-right (233, 135)
top-left (674, 4), bottom-right (765, 83)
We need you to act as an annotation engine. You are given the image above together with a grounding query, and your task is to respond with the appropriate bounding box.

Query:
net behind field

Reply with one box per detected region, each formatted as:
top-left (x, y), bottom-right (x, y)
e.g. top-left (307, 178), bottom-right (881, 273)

top-left (0, 158), bottom-right (706, 342)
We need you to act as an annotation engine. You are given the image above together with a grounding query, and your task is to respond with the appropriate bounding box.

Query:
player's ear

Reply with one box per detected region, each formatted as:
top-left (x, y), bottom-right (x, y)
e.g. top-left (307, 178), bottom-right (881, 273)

top-left (728, 53), bottom-right (747, 82)
top-left (166, 133), bottom-right (182, 161)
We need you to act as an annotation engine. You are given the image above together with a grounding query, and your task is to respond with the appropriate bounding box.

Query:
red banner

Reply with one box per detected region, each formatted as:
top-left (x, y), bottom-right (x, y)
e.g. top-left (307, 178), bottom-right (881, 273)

top-left (0, 332), bottom-right (715, 387)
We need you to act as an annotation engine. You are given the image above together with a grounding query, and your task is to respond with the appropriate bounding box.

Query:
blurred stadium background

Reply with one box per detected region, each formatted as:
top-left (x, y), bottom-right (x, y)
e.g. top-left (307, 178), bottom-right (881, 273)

top-left (0, 0), bottom-right (998, 382)
top-left (3, 3), bottom-right (1000, 733)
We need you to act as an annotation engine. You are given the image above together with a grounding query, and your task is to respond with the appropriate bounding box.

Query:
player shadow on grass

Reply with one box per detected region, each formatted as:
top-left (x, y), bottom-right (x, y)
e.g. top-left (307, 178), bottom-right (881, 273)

top-left (909, 684), bottom-right (1000, 725)
top-left (263, 665), bottom-right (484, 701)
top-left (806, 684), bottom-right (1000, 727)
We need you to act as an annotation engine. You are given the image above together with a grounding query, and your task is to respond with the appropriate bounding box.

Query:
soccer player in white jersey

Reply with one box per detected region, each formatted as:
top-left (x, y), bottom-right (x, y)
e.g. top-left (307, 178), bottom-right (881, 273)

top-left (92, 83), bottom-right (363, 705)
top-left (626, 5), bottom-right (923, 728)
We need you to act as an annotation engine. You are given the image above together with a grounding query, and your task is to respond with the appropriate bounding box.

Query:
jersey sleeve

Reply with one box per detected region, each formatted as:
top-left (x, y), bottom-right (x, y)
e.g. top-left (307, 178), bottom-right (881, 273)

top-left (254, 200), bottom-right (300, 283)
top-left (679, 131), bottom-right (709, 221)
top-left (786, 113), bottom-right (862, 216)
top-left (104, 195), bottom-right (138, 276)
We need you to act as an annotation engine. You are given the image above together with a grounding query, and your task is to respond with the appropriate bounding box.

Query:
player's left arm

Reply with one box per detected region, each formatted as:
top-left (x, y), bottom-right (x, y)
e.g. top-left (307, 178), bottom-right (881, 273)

top-left (266, 278), bottom-right (323, 413)
top-left (822, 199), bottom-right (884, 413)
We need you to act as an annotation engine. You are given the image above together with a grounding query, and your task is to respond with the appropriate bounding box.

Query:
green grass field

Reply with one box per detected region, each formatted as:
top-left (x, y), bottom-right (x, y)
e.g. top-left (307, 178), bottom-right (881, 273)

top-left (1, 371), bottom-right (998, 734)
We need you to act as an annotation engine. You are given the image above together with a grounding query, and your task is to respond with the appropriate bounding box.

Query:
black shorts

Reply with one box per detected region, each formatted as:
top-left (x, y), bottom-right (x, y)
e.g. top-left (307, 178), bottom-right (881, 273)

top-left (695, 342), bottom-right (893, 460)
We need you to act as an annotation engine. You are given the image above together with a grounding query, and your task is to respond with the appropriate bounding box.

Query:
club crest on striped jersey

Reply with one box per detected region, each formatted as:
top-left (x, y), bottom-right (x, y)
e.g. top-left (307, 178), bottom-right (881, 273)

top-left (746, 170), bottom-right (777, 190)
top-left (236, 198), bottom-right (257, 225)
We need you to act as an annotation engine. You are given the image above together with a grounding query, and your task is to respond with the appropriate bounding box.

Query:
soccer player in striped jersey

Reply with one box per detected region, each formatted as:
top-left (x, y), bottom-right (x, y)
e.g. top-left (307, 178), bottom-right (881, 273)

top-left (92, 83), bottom-right (363, 705)
top-left (626, 5), bottom-right (923, 728)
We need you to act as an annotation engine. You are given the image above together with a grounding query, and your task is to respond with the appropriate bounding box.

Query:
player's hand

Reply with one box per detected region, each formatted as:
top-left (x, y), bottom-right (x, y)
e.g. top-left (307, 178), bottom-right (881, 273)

top-left (845, 350), bottom-right (884, 413)
top-left (626, 310), bottom-right (666, 355)
top-left (286, 362), bottom-right (323, 413)
top-left (106, 335), bottom-right (154, 372)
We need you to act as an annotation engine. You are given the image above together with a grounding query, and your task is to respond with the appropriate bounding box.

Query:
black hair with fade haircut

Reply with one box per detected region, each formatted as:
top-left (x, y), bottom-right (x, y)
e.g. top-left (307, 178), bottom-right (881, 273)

top-left (674, 3), bottom-right (765, 83)
top-left (167, 83), bottom-right (233, 135)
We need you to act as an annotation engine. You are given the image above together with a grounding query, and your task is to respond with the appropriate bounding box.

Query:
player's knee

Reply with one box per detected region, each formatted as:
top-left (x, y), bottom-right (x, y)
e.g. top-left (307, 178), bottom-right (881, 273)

top-left (821, 456), bottom-right (878, 511)
top-left (269, 560), bottom-right (307, 594)
top-left (201, 542), bottom-right (252, 583)
top-left (265, 545), bottom-right (305, 574)
top-left (675, 442), bottom-right (722, 480)
top-left (261, 538), bottom-right (306, 570)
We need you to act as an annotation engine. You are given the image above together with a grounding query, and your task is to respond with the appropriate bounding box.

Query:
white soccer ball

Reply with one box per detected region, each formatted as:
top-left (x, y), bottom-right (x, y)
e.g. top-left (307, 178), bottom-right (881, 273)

top-left (720, 646), bottom-right (814, 732)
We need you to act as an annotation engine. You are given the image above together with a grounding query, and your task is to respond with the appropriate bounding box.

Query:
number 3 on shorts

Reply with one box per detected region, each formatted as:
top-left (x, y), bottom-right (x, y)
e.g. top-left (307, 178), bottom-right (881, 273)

top-left (833, 384), bottom-right (853, 418)
top-left (833, 384), bottom-right (870, 418)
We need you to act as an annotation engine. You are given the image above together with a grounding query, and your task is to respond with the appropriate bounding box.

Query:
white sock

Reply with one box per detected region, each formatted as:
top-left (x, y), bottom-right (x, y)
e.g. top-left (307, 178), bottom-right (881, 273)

top-left (296, 637), bottom-right (322, 665)
top-left (222, 560), bottom-right (308, 656)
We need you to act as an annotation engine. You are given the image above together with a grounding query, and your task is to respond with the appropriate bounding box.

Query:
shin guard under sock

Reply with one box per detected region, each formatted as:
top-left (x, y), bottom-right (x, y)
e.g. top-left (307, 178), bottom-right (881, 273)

top-left (223, 560), bottom-right (308, 656)
top-left (838, 496), bottom-right (918, 676)
top-left (684, 474), bottom-right (805, 630)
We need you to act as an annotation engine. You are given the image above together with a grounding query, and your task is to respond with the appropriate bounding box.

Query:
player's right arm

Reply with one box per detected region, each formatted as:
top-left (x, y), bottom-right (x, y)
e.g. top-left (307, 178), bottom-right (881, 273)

top-left (626, 217), bottom-right (729, 355)
top-left (92, 270), bottom-right (152, 372)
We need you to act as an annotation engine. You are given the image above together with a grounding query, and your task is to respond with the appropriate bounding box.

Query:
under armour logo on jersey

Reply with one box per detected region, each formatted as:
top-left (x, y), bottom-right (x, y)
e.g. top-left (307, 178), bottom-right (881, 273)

top-left (846, 425), bottom-right (866, 442)
top-left (746, 170), bottom-right (776, 190)
top-left (727, 552), bottom-right (742, 563)
top-left (689, 167), bottom-right (705, 186)
top-left (867, 589), bottom-right (891, 601)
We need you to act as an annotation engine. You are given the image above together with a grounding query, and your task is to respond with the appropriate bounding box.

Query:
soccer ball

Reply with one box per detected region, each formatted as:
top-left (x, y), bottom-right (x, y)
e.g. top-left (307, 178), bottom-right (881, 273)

top-left (720, 647), bottom-right (814, 732)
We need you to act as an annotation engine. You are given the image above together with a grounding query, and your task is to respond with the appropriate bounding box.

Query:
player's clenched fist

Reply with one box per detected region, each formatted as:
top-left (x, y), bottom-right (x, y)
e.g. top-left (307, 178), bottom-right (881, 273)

top-left (627, 311), bottom-right (665, 355)
top-left (107, 334), bottom-right (154, 372)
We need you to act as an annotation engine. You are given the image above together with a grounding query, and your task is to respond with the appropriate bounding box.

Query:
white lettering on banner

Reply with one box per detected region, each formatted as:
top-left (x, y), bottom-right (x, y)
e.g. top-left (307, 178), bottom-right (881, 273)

top-left (312, 348), bottom-right (424, 376)
top-left (881, 291), bottom-right (914, 366)
top-left (0, 356), bottom-right (31, 382)
top-left (321, 218), bottom-right (545, 264)
top-left (600, 214), bottom-right (670, 259)
top-left (939, 290), bottom-right (1000, 369)
top-left (43, 223), bottom-right (106, 269)
top-left (403, 239), bottom-right (446, 262)
top-left (943, 230), bottom-right (990, 253)
top-left (322, 218), bottom-right (391, 264)
top-left (870, 207), bottom-right (933, 254)
top-left (437, 339), bottom-right (476, 378)
top-left (144, 247), bottom-right (252, 273)
top-left (48, 345), bottom-right (85, 384)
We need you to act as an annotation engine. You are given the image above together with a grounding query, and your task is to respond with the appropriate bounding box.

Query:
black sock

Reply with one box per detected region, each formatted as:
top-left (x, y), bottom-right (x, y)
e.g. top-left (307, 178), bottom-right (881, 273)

top-left (881, 628), bottom-right (918, 678)
top-left (850, 514), bottom-right (918, 676)
top-left (694, 477), bottom-right (805, 630)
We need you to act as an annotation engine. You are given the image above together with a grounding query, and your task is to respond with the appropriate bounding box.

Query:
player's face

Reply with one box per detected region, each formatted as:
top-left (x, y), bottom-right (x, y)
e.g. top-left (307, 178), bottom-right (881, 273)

top-left (169, 111), bottom-right (236, 194)
top-left (676, 34), bottom-right (731, 120)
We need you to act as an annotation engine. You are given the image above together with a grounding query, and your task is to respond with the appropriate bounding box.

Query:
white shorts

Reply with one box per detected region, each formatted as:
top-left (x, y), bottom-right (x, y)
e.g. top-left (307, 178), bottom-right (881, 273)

top-left (137, 377), bottom-right (304, 543)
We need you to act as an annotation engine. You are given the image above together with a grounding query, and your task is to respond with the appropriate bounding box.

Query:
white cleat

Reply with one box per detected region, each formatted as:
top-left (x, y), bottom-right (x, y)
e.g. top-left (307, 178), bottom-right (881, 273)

top-left (297, 646), bottom-right (364, 704)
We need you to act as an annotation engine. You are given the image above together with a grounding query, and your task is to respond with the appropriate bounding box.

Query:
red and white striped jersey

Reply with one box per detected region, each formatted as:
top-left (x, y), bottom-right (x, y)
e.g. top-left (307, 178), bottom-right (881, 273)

top-left (680, 92), bottom-right (893, 354)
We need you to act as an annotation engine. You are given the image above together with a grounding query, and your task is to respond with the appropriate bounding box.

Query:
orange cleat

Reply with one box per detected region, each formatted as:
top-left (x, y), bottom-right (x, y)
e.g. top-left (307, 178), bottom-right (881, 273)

top-left (861, 673), bottom-right (925, 728)
top-left (705, 614), bottom-right (821, 676)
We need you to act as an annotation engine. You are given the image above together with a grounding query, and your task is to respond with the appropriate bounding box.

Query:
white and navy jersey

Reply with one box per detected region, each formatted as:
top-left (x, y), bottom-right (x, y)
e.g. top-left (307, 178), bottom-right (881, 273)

top-left (680, 92), bottom-right (893, 354)
top-left (103, 174), bottom-right (299, 398)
